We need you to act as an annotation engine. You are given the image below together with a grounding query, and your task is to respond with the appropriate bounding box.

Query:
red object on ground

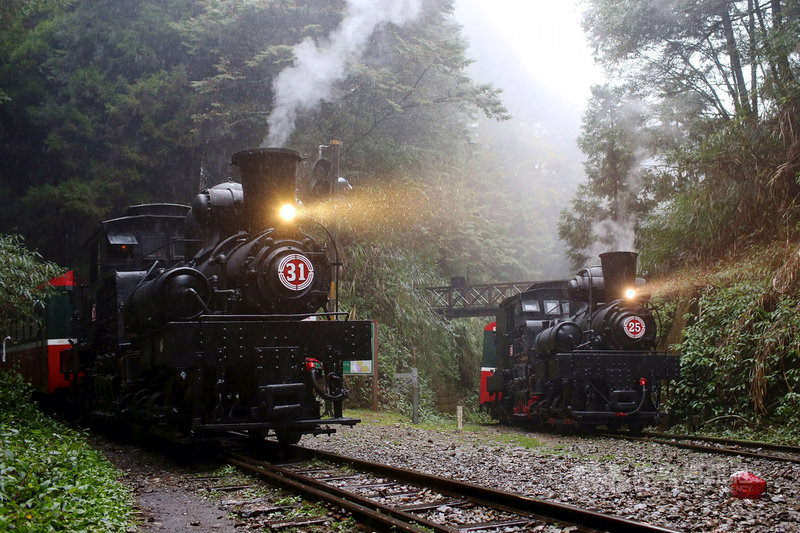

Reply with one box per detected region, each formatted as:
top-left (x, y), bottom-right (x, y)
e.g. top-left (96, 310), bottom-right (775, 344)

top-left (729, 471), bottom-right (766, 499)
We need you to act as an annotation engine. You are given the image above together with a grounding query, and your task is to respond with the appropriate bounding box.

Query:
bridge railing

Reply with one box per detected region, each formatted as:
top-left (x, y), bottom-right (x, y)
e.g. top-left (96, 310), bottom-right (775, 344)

top-left (426, 281), bottom-right (535, 318)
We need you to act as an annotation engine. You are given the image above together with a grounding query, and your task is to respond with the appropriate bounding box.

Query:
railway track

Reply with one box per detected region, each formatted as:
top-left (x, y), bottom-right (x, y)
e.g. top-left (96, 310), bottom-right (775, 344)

top-left (605, 431), bottom-right (800, 464)
top-left (224, 445), bottom-right (680, 533)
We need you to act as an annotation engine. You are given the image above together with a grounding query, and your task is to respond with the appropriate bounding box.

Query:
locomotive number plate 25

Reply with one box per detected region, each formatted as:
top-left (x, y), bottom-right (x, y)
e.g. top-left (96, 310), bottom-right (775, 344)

top-left (278, 254), bottom-right (314, 291)
top-left (623, 316), bottom-right (646, 339)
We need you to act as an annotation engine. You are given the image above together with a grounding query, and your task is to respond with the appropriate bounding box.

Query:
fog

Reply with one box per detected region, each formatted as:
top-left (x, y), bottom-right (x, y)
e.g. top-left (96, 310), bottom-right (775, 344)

top-left (454, 0), bottom-right (603, 146)
top-left (453, 0), bottom-right (606, 275)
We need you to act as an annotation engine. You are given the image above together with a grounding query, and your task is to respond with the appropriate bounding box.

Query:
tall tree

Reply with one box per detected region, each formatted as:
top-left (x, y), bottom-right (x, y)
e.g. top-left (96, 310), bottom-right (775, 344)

top-left (566, 0), bottom-right (800, 267)
top-left (0, 0), bottom-right (203, 262)
top-left (581, 0), bottom-right (789, 120)
top-left (0, 0), bottom-right (508, 263)
top-left (559, 84), bottom-right (653, 269)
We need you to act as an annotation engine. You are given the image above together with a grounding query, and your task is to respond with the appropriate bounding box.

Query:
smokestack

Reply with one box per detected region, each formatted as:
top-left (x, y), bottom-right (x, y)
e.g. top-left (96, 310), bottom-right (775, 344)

top-left (231, 148), bottom-right (302, 232)
top-left (599, 251), bottom-right (638, 301)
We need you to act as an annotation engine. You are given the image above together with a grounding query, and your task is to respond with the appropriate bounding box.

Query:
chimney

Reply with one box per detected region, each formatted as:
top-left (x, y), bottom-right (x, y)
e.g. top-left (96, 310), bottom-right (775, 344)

top-left (599, 251), bottom-right (638, 301)
top-left (230, 148), bottom-right (302, 232)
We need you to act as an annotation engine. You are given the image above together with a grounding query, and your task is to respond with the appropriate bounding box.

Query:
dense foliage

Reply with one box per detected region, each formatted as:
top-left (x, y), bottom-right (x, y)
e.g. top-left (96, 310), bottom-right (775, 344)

top-left (0, 371), bottom-right (133, 531)
top-left (0, 0), bottom-right (514, 265)
top-left (0, 234), bottom-right (64, 333)
top-left (659, 245), bottom-right (800, 438)
top-left (560, 0), bottom-right (800, 271)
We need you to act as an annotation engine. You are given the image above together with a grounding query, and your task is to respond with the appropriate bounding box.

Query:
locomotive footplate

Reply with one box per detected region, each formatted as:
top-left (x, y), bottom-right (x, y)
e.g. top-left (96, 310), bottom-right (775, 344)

top-left (191, 417), bottom-right (360, 433)
top-left (145, 317), bottom-right (373, 368)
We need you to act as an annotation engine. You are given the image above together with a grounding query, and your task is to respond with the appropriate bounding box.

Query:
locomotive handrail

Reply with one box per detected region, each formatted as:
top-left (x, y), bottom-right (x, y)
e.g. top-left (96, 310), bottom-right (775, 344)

top-left (582, 266), bottom-right (595, 346)
top-left (183, 288), bottom-right (211, 314)
top-left (649, 300), bottom-right (667, 349)
top-left (296, 213), bottom-right (340, 314)
top-left (137, 260), bottom-right (160, 288)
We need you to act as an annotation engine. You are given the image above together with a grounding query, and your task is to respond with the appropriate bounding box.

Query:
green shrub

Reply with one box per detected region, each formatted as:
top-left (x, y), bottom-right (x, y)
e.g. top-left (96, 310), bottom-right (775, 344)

top-left (0, 370), bottom-right (37, 421)
top-left (667, 279), bottom-right (800, 434)
top-left (0, 372), bottom-right (133, 532)
top-left (638, 186), bottom-right (741, 275)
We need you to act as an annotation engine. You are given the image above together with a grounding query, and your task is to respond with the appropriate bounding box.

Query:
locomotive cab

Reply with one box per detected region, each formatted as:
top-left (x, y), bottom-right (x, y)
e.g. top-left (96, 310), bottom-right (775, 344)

top-left (76, 204), bottom-right (191, 282)
top-left (66, 204), bottom-right (191, 344)
top-left (489, 280), bottom-right (572, 421)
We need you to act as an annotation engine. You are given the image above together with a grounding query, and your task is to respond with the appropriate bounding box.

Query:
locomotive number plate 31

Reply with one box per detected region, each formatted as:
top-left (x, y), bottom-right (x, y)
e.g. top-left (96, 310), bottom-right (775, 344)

top-left (278, 253), bottom-right (315, 291)
top-left (623, 315), bottom-right (646, 339)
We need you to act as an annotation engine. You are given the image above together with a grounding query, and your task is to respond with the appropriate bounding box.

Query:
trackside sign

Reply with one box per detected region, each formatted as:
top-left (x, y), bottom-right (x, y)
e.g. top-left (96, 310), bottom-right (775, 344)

top-left (343, 360), bottom-right (373, 375)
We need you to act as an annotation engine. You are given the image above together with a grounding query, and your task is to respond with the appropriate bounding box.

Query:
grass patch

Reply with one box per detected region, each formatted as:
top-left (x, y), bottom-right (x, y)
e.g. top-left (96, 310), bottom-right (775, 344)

top-left (487, 431), bottom-right (548, 450)
top-left (666, 423), bottom-right (800, 446)
top-left (344, 408), bottom-right (550, 449)
top-left (345, 407), bottom-right (488, 433)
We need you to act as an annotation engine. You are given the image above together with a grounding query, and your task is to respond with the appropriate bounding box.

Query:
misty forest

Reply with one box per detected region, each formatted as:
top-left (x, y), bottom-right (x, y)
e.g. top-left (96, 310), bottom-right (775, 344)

top-left (2, 0), bottom-right (800, 437)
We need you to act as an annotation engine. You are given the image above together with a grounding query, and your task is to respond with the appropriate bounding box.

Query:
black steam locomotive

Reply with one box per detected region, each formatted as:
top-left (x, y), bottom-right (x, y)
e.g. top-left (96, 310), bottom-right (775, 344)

top-left (481, 252), bottom-right (680, 432)
top-left (58, 148), bottom-right (372, 445)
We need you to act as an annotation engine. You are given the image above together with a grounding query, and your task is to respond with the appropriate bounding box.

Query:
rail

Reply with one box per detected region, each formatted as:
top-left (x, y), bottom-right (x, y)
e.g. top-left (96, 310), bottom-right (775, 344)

top-left (608, 432), bottom-right (800, 464)
top-left (224, 445), bottom-right (681, 532)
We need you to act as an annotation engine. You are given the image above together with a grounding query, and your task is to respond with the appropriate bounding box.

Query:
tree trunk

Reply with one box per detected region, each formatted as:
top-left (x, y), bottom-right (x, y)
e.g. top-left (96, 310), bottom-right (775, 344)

top-left (720, 6), bottom-right (752, 117)
top-left (749, 0), bottom-right (758, 117)
top-left (771, 0), bottom-right (796, 90)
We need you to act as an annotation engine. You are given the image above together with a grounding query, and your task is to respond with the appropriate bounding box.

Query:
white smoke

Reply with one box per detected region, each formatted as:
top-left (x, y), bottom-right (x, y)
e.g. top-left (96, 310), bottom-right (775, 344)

top-left (592, 216), bottom-right (637, 257)
top-left (588, 95), bottom-right (652, 262)
top-left (263, 0), bottom-right (423, 148)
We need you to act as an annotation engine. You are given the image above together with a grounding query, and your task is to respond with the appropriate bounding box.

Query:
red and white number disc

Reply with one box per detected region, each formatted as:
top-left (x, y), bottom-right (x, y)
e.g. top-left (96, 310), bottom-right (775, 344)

top-left (623, 316), bottom-right (646, 339)
top-left (277, 254), bottom-right (314, 291)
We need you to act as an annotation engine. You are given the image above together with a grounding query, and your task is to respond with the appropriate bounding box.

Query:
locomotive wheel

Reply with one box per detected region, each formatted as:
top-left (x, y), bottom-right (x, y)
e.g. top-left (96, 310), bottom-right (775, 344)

top-left (245, 429), bottom-right (268, 449)
top-left (276, 428), bottom-right (302, 446)
top-left (628, 423), bottom-right (644, 435)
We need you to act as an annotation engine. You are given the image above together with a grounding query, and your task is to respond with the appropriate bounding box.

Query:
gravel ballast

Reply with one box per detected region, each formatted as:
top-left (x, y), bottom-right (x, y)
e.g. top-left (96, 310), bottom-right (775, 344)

top-left (95, 419), bottom-right (800, 532)
top-left (302, 421), bottom-right (800, 532)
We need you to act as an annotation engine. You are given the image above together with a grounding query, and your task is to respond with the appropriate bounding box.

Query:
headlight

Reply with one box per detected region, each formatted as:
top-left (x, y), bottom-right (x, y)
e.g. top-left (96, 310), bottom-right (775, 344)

top-left (624, 288), bottom-right (636, 299)
top-left (279, 203), bottom-right (296, 221)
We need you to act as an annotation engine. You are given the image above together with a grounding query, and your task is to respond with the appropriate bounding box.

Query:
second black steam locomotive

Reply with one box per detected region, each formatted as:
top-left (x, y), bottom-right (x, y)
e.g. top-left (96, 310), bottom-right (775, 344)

top-left (481, 252), bottom-right (680, 432)
top-left (59, 148), bottom-right (372, 445)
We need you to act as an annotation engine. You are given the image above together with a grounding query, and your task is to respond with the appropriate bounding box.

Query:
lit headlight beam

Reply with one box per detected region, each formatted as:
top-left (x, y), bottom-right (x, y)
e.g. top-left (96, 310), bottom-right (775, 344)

top-left (279, 203), bottom-right (297, 221)
top-left (625, 288), bottom-right (637, 299)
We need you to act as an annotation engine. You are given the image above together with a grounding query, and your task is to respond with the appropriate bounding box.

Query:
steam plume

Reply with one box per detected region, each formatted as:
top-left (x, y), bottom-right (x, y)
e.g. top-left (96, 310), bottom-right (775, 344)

top-left (263, 0), bottom-right (422, 147)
